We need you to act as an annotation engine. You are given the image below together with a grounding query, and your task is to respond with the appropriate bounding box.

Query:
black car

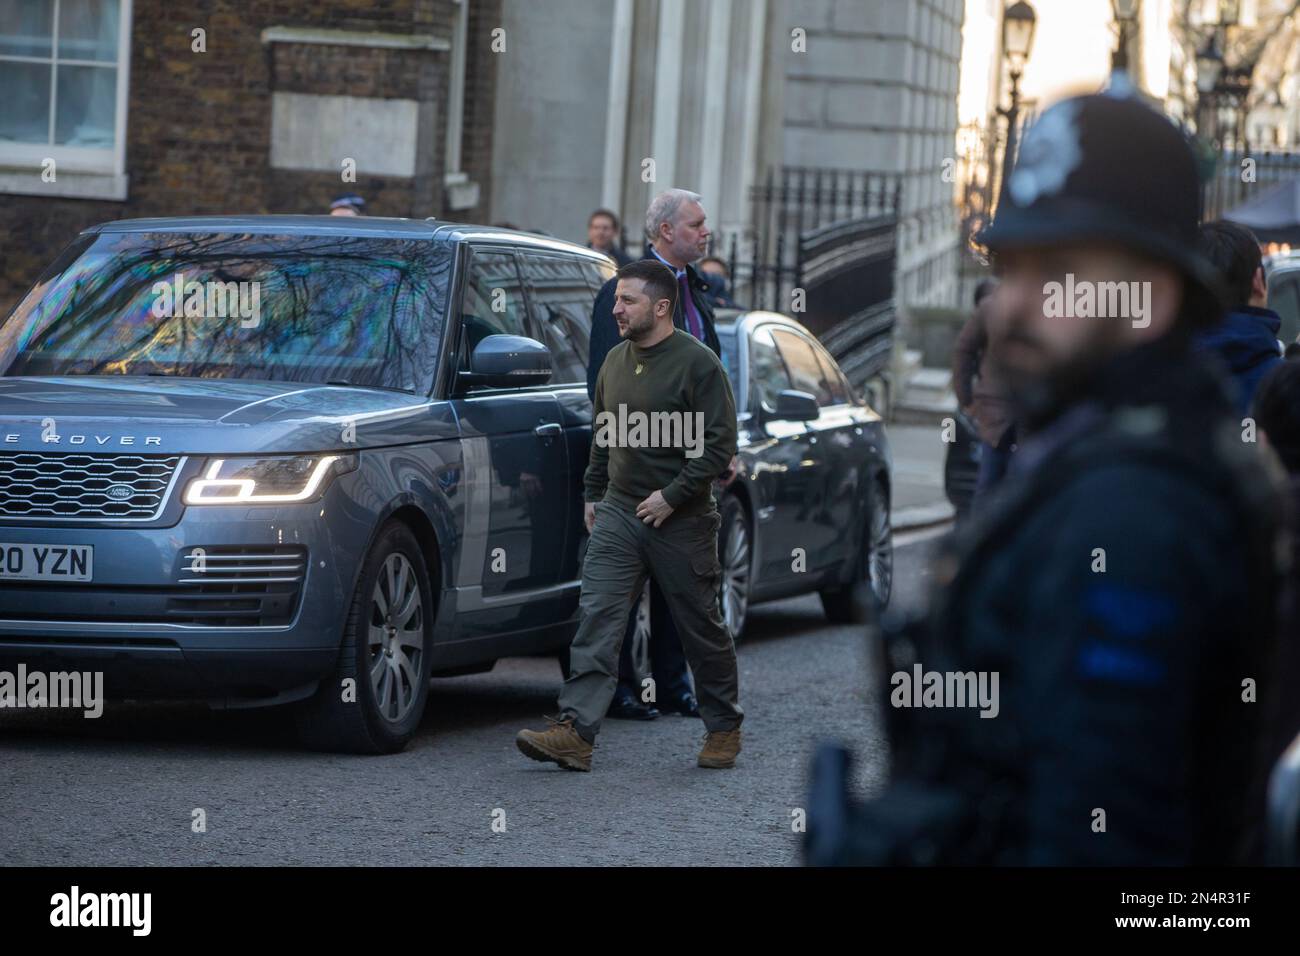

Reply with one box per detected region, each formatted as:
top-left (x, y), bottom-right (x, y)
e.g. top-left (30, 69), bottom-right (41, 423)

top-left (710, 309), bottom-right (893, 640)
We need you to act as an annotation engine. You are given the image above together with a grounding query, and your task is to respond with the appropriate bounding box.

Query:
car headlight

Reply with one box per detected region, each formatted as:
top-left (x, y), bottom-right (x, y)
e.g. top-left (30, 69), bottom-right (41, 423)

top-left (183, 454), bottom-right (358, 505)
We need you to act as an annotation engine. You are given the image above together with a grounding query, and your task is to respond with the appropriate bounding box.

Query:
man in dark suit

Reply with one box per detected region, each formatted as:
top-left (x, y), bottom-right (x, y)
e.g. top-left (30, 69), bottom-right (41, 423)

top-left (586, 209), bottom-right (634, 267)
top-left (585, 188), bottom-right (731, 720)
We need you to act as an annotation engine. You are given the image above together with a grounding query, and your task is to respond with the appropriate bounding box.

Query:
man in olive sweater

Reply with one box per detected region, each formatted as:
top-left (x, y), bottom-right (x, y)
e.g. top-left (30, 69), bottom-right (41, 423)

top-left (517, 260), bottom-right (743, 771)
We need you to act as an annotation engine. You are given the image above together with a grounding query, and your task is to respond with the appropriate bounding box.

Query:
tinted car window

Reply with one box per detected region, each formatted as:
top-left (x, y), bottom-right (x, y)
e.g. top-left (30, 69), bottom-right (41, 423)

top-left (811, 342), bottom-right (850, 405)
top-left (0, 231), bottom-right (452, 392)
top-left (1271, 274), bottom-right (1300, 346)
top-left (582, 259), bottom-right (617, 298)
top-left (521, 253), bottom-right (592, 384)
top-left (461, 248), bottom-right (529, 360)
top-left (771, 327), bottom-right (834, 406)
top-left (749, 326), bottom-right (793, 412)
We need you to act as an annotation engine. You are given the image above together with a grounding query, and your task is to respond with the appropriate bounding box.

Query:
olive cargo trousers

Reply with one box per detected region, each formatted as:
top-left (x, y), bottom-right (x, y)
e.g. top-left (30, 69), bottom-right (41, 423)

top-left (558, 500), bottom-right (743, 742)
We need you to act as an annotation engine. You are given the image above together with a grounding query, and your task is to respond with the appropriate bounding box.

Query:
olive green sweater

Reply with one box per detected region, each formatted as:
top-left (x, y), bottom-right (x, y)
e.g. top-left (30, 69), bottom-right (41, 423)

top-left (584, 329), bottom-right (738, 517)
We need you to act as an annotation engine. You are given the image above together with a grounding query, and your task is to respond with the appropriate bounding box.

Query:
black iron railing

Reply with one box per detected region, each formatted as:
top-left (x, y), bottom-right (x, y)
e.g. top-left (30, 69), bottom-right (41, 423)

top-left (1202, 147), bottom-right (1300, 223)
top-left (719, 166), bottom-right (903, 313)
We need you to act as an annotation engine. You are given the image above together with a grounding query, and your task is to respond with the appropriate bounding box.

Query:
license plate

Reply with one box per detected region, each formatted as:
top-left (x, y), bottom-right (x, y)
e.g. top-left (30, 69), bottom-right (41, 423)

top-left (0, 543), bottom-right (93, 582)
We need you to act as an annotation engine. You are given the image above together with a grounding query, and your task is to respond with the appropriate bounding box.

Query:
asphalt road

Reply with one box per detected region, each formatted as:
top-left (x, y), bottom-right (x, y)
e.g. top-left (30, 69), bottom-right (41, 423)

top-left (0, 533), bottom-right (939, 866)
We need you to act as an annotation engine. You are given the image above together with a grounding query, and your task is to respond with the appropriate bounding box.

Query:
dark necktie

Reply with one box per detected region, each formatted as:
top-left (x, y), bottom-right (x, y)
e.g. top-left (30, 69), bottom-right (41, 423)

top-left (678, 272), bottom-right (704, 341)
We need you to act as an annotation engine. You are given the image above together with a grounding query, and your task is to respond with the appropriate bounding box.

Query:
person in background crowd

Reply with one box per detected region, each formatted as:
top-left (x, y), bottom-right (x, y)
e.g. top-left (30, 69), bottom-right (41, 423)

top-left (808, 91), bottom-right (1283, 865)
top-left (1246, 358), bottom-right (1300, 789)
top-left (952, 278), bottom-right (1016, 505)
top-left (516, 259), bottom-right (742, 772)
top-left (329, 194), bottom-right (366, 216)
top-left (1194, 220), bottom-right (1283, 416)
top-left (587, 209), bottom-right (633, 267)
top-left (699, 256), bottom-right (739, 309)
top-left (585, 188), bottom-right (734, 722)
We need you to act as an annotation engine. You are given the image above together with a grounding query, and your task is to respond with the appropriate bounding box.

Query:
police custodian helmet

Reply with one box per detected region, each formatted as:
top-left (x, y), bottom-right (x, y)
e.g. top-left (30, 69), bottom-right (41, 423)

top-left (978, 87), bottom-right (1228, 327)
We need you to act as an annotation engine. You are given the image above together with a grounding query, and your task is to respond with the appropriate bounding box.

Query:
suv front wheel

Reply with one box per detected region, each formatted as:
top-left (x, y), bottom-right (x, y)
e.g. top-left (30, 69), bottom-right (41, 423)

top-left (294, 521), bottom-right (434, 754)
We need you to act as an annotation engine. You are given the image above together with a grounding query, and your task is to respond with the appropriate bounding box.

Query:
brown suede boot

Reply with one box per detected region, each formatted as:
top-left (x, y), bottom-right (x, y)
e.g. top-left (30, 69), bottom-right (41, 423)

top-left (516, 716), bottom-right (593, 772)
top-left (697, 728), bottom-right (742, 769)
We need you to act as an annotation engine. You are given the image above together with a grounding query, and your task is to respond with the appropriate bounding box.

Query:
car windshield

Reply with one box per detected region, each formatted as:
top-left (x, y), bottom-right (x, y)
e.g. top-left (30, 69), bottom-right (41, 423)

top-left (0, 231), bottom-right (453, 393)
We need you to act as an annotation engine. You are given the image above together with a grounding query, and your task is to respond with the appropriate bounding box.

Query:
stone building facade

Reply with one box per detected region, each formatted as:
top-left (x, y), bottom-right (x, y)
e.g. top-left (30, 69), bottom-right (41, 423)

top-left (778, 0), bottom-right (966, 314)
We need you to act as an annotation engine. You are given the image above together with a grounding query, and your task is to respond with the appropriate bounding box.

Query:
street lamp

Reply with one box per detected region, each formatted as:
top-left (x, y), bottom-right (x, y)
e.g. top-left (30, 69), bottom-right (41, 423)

top-left (1112, 0), bottom-right (1139, 72)
top-left (1003, 2), bottom-right (1037, 75)
top-left (1196, 29), bottom-right (1224, 143)
top-left (1196, 31), bottom-right (1224, 95)
top-left (997, 2), bottom-right (1037, 210)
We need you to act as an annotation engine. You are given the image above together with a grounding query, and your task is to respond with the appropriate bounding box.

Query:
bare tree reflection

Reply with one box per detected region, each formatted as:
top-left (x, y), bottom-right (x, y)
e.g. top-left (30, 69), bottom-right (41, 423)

top-left (0, 233), bottom-right (453, 393)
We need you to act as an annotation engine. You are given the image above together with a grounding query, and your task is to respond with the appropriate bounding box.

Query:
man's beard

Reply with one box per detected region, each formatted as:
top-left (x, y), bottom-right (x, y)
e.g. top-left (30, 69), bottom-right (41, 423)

top-left (620, 314), bottom-right (656, 341)
top-left (993, 327), bottom-right (1123, 430)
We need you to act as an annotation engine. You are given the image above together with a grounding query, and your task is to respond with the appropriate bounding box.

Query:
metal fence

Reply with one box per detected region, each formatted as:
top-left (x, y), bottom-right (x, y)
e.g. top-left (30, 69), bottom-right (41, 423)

top-left (719, 166), bottom-right (903, 313)
top-left (1202, 147), bottom-right (1300, 222)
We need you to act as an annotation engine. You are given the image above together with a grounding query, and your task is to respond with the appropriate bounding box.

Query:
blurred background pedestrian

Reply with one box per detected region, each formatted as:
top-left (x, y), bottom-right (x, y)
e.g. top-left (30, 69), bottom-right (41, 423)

top-left (586, 208), bottom-right (633, 267)
top-left (328, 194), bottom-right (366, 217)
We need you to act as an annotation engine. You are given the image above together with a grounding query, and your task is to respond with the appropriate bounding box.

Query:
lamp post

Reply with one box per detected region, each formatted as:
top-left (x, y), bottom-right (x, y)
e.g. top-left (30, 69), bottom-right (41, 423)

top-left (1196, 29), bottom-right (1224, 144)
top-left (1111, 0), bottom-right (1139, 73)
top-left (996, 1), bottom-right (1037, 211)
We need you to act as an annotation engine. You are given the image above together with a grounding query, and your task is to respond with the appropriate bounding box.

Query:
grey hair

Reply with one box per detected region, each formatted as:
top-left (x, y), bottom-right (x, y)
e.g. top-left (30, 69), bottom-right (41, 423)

top-left (645, 189), bottom-right (704, 243)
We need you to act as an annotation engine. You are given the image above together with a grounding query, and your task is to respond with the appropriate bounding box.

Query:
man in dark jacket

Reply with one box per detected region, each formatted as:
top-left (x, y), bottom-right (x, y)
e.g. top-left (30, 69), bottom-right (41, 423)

top-left (807, 92), bottom-right (1284, 866)
top-left (1247, 359), bottom-right (1300, 814)
top-left (585, 189), bottom-right (727, 721)
top-left (1194, 220), bottom-right (1283, 416)
top-left (586, 209), bottom-right (633, 267)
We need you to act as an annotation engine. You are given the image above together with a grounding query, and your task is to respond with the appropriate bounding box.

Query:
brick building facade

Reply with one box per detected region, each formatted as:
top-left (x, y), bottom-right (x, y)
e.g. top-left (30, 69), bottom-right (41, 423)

top-left (0, 0), bottom-right (502, 316)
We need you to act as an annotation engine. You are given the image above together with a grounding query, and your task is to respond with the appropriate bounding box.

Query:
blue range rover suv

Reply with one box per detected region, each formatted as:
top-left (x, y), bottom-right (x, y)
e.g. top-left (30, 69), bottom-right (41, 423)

top-left (0, 216), bottom-right (611, 753)
top-left (0, 215), bottom-right (891, 754)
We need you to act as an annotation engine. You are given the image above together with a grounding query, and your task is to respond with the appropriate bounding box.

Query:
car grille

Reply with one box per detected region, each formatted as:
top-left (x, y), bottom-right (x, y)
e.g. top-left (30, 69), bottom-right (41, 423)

top-left (0, 546), bottom-right (308, 627)
top-left (168, 546), bottom-right (308, 626)
top-left (0, 453), bottom-right (182, 520)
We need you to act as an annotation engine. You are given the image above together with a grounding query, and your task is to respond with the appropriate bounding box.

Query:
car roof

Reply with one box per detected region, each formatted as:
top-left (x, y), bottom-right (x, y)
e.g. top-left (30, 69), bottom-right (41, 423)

top-left (84, 215), bottom-right (611, 262)
top-left (713, 310), bottom-right (814, 334)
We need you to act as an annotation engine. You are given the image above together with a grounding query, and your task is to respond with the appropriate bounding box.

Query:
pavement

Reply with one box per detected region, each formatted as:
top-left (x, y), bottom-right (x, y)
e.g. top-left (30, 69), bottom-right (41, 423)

top-left (0, 535), bottom-right (943, 866)
top-left (888, 422), bottom-right (955, 532)
top-left (0, 421), bottom-right (955, 867)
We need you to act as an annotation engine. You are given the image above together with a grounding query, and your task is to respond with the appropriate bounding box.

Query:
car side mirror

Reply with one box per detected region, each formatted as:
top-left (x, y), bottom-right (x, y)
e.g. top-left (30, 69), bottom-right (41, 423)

top-left (459, 334), bottom-right (553, 389)
top-left (767, 389), bottom-right (820, 423)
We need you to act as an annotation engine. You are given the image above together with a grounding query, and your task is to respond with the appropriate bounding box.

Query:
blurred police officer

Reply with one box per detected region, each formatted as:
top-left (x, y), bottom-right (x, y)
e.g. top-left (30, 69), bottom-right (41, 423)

top-left (809, 91), bottom-right (1284, 865)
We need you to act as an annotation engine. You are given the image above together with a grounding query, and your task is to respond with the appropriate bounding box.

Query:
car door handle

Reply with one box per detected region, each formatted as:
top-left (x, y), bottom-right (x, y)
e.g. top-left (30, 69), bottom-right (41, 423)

top-left (534, 423), bottom-right (562, 437)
